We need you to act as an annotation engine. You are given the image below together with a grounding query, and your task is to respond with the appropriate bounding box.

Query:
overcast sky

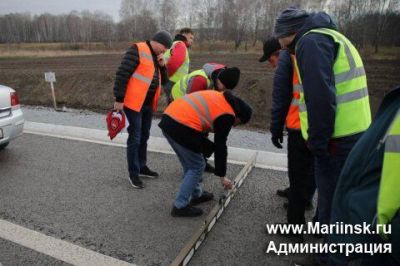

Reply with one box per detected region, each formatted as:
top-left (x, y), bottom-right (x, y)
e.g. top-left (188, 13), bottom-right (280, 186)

top-left (0, 0), bottom-right (122, 21)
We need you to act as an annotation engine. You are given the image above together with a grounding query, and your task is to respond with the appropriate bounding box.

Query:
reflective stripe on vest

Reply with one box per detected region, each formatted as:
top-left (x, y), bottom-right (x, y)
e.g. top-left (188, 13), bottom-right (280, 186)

top-left (164, 90), bottom-right (235, 133)
top-left (164, 41), bottom-right (190, 83)
top-left (124, 42), bottom-right (161, 112)
top-left (171, 69), bottom-right (213, 100)
top-left (377, 108), bottom-right (400, 232)
top-left (182, 93), bottom-right (214, 131)
top-left (295, 28), bottom-right (371, 139)
top-left (285, 54), bottom-right (301, 130)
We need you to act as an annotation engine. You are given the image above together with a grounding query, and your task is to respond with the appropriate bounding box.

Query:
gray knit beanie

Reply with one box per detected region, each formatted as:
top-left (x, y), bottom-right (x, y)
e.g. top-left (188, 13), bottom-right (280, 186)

top-left (151, 30), bottom-right (173, 49)
top-left (274, 7), bottom-right (309, 38)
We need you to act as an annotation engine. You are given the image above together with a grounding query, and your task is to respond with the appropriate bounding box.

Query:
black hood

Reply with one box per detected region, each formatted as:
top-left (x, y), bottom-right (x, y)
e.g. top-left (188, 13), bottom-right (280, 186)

top-left (289, 12), bottom-right (337, 51)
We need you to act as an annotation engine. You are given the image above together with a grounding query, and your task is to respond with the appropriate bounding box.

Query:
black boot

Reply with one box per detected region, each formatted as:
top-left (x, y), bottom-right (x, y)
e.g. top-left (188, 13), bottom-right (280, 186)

top-left (128, 176), bottom-right (144, 189)
top-left (276, 187), bottom-right (290, 198)
top-left (283, 201), bottom-right (313, 211)
top-left (171, 205), bottom-right (203, 217)
top-left (190, 191), bottom-right (214, 205)
top-left (139, 166), bottom-right (159, 178)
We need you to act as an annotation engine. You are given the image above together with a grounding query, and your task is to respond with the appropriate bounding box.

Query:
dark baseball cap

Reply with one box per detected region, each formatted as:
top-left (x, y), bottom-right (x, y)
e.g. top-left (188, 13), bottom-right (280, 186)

top-left (259, 37), bottom-right (281, 62)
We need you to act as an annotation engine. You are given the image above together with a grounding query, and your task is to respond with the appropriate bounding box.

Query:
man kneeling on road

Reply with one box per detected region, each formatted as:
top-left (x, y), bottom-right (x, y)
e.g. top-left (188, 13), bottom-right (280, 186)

top-left (159, 90), bottom-right (252, 217)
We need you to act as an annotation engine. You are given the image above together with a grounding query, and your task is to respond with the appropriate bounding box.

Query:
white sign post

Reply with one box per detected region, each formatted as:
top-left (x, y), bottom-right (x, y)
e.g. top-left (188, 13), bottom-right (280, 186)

top-left (44, 72), bottom-right (57, 110)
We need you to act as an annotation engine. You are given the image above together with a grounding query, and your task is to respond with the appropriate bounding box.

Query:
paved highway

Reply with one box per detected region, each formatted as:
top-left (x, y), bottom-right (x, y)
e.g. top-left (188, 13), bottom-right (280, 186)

top-left (0, 133), bottom-right (316, 265)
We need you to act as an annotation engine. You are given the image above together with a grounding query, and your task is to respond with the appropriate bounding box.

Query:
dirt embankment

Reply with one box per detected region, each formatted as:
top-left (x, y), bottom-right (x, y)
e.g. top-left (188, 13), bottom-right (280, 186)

top-left (0, 53), bottom-right (399, 130)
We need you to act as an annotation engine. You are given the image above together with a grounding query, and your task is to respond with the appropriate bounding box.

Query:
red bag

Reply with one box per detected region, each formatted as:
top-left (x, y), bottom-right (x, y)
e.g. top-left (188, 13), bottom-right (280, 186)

top-left (106, 110), bottom-right (126, 140)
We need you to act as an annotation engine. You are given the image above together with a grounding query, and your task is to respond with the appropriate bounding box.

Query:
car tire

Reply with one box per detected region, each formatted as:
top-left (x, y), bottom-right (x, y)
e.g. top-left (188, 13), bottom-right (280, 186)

top-left (0, 142), bottom-right (9, 151)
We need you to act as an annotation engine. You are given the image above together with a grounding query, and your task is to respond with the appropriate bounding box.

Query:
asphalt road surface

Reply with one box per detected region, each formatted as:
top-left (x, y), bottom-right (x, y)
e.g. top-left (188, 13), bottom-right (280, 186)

top-left (190, 168), bottom-right (317, 266)
top-left (0, 133), bottom-right (316, 265)
top-left (0, 134), bottom-right (241, 265)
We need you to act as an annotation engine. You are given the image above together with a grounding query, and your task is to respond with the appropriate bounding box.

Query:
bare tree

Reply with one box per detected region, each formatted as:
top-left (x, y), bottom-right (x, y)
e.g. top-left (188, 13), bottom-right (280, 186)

top-left (160, 0), bottom-right (178, 33)
top-left (0, 0), bottom-right (399, 49)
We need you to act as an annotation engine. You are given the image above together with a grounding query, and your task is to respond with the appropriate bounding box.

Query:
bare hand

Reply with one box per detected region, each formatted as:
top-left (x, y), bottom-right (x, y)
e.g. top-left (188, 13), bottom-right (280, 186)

top-left (157, 54), bottom-right (165, 67)
top-left (114, 102), bottom-right (124, 111)
top-left (220, 177), bottom-right (233, 190)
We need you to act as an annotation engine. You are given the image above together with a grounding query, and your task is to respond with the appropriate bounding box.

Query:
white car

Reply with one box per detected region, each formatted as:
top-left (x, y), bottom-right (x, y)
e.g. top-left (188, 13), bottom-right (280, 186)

top-left (0, 85), bottom-right (24, 150)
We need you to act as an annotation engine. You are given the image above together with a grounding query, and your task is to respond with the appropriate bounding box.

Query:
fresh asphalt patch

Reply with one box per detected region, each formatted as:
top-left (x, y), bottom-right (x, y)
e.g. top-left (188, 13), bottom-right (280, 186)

top-left (0, 134), bottom-right (242, 265)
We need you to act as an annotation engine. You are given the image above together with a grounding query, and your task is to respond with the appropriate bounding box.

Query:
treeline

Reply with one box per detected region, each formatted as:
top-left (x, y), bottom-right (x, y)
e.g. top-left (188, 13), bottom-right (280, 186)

top-left (1, 0), bottom-right (399, 52)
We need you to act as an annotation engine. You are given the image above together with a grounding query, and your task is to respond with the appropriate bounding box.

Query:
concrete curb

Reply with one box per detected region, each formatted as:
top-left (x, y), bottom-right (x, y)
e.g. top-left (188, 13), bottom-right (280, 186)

top-left (24, 121), bottom-right (287, 171)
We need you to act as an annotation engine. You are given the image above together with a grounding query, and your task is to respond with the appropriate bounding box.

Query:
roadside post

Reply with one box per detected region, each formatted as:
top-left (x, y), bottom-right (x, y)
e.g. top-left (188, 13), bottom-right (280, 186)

top-left (44, 72), bottom-right (58, 111)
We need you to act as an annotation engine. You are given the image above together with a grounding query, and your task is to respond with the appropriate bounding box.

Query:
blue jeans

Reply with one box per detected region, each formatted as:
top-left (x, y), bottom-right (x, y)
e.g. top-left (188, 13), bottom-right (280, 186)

top-left (163, 131), bottom-right (205, 208)
top-left (124, 105), bottom-right (153, 177)
top-left (314, 133), bottom-right (362, 225)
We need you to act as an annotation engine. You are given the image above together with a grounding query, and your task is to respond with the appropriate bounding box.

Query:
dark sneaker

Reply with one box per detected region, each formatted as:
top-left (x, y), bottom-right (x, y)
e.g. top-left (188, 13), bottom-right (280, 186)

top-left (139, 166), bottom-right (159, 178)
top-left (283, 201), bottom-right (313, 211)
top-left (190, 191), bottom-right (214, 206)
top-left (204, 162), bottom-right (215, 173)
top-left (128, 176), bottom-right (144, 189)
top-left (276, 187), bottom-right (290, 198)
top-left (171, 205), bottom-right (203, 217)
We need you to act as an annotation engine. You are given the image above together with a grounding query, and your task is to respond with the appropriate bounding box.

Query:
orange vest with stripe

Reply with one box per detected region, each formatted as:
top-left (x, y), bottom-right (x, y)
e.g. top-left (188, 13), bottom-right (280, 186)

top-left (124, 42), bottom-right (161, 112)
top-left (164, 90), bottom-right (235, 133)
top-left (285, 55), bottom-right (301, 130)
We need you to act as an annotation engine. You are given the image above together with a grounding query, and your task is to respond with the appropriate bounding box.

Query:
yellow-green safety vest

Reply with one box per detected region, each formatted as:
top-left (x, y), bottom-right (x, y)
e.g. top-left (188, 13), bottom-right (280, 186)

top-left (164, 41), bottom-right (190, 83)
top-left (377, 108), bottom-right (400, 237)
top-left (171, 69), bottom-right (212, 100)
top-left (294, 28), bottom-right (372, 140)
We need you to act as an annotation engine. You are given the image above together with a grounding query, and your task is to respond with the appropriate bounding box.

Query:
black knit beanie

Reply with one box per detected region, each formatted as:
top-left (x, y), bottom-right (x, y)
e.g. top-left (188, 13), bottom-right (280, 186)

top-left (274, 7), bottom-right (309, 38)
top-left (151, 30), bottom-right (173, 49)
top-left (217, 67), bottom-right (240, 90)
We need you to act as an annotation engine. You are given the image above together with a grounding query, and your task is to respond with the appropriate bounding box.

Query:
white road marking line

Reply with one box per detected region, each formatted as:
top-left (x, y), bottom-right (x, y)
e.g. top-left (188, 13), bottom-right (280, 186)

top-left (23, 121), bottom-right (288, 171)
top-left (0, 219), bottom-right (135, 266)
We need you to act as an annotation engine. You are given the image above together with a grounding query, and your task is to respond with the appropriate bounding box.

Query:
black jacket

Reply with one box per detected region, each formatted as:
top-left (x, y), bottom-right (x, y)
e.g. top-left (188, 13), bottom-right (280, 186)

top-left (289, 12), bottom-right (340, 155)
top-left (329, 87), bottom-right (400, 264)
top-left (159, 92), bottom-right (238, 177)
top-left (270, 50), bottom-right (293, 136)
top-left (113, 41), bottom-right (168, 104)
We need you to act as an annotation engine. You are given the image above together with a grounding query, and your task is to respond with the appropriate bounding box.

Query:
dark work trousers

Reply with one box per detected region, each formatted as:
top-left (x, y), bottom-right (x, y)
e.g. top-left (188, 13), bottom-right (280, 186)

top-left (317, 133), bottom-right (364, 266)
top-left (314, 133), bottom-right (363, 225)
top-left (124, 105), bottom-right (153, 178)
top-left (287, 129), bottom-right (315, 225)
top-left (163, 81), bottom-right (175, 104)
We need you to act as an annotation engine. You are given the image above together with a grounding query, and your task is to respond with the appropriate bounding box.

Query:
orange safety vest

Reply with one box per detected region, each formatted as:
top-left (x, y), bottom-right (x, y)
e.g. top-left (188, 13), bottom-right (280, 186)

top-left (124, 42), bottom-right (161, 112)
top-left (285, 55), bottom-right (301, 130)
top-left (164, 90), bottom-right (235, 133)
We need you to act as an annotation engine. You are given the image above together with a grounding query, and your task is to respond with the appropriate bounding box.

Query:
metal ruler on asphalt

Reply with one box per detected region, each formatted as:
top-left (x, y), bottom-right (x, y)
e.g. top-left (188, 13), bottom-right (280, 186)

top-left (171, 152), bottom-right (258, 266)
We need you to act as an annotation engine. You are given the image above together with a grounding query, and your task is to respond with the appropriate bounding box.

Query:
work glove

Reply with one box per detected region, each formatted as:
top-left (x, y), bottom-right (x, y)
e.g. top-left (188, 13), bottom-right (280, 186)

top-left (271, 132), bottom-right (283, 149)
